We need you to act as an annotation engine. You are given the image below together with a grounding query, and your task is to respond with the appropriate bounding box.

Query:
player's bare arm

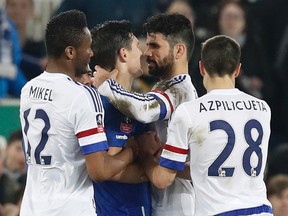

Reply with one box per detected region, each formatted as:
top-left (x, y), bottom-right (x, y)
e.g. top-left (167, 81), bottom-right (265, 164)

top-left (85, 146), bottom-right (135, 182)
top-left (111, 163), bottom-right (149, 183)
top-left (106, 137), bottom-right (149, 183)
top-left (138, 131), bottom-right (176, 189)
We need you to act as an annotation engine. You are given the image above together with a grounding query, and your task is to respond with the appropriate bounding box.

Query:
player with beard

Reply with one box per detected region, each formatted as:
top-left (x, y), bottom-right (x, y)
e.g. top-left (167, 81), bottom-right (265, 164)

top-left (139, 35), bottom-right (273, 216)
top-left (94, 13), bottom-right (197, 216)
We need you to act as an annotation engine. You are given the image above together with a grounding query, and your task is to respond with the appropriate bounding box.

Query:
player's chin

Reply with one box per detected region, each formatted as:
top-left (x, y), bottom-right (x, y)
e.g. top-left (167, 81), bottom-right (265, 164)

top-left (148, 68), bottom-right (157, 76)
top-left (136, 69), bottom-right (144, 78)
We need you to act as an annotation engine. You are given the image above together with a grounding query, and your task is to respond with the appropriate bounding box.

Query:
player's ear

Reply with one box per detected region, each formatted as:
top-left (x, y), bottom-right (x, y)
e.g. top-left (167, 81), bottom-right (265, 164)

top-left (118, 48), bottom-right (127, 62)
top-left (199, 61), bottom-right (205, 77)
top-left (65, 46), bottom-right (75, 60)
top-left (234, 63), bottom-right (241, 78)
top-left (174, 43), bottom-right (185, 60)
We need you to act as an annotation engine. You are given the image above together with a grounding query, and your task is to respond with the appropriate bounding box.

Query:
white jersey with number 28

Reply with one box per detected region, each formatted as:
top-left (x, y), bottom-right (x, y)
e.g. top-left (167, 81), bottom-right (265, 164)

top-left (161, 89), bottom-right (273, 216)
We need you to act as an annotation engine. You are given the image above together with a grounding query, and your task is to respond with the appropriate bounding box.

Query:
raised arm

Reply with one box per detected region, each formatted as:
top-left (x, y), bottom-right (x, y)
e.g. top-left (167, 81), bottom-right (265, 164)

top-left (98, 79), bottom-right (173, 123)
top-left (94, 66), bottom-right (197, 124)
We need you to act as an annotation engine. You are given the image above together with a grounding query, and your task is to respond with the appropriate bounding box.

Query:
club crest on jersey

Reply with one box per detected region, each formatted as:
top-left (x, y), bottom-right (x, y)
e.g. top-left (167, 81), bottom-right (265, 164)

top-left (120, 117), bottom-right (132, 133)
top-left (96, 114), bottom-right (104, 133)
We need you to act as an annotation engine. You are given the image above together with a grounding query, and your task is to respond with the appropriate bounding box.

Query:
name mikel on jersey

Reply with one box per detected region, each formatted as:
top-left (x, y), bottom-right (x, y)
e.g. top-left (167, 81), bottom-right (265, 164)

top-left (199, 100), bottom-right (267, 112)
top-left (29, 86), bottom-right (53, 101)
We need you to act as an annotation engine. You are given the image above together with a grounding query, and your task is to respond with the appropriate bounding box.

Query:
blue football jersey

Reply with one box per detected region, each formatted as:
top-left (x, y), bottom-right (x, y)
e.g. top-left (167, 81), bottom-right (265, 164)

top-left (93, 96), bottom-right (151, 216)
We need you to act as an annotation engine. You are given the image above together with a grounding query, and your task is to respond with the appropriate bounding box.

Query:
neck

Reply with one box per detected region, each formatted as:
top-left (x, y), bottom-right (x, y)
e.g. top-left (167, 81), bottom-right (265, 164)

top-left (45, 58), bottom-right (76, 80)
top-left (162, 61), bottom-right (188, 80)
top-left (116, 71), bottom-right (134, 91)
top-left (206, 75), bottom-right (235, 92)
top-left (114, 62), bottom-right (137, 91)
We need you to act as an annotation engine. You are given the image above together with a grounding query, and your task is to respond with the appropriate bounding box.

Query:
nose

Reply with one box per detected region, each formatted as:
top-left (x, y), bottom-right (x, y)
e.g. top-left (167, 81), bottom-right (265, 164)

top-left (143, 47), bottom-right (151, 57)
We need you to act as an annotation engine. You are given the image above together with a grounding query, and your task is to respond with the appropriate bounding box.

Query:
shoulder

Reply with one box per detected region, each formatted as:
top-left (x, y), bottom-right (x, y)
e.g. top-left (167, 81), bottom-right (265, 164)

top-left (168, 74), bottom-right (191, 86)
top-left (244, 93), bottom-right (271, 113)
top-left (152, 74), bottom-right (190, 91)
top-left (165, 74), bottom-right (193, 90)
top-left (177, 99), bottom-right (198, 111)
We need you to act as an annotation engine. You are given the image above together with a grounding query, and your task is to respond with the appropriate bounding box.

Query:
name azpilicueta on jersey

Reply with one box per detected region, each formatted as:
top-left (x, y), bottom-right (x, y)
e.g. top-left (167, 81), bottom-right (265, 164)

top-left (199, 99), bottom-right (268, 112)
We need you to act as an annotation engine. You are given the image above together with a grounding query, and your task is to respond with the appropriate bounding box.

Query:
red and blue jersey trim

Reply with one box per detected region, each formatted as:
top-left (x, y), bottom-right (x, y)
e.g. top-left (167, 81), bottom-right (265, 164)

top-left (163, 144), bottom-right (188, 154)
top-left (76, 127), bottom-right (105, 138)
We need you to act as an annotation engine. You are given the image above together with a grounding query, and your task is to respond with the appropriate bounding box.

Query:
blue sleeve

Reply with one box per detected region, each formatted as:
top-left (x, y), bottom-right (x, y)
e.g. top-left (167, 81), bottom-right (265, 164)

top-left (106, 128), bottom-right (127, 148)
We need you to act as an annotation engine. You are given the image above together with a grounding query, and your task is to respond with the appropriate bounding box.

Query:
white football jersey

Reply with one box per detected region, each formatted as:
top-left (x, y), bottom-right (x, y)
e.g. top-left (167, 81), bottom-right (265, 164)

top-left (99, 74), bottom-right (197, 215)
top-left (98, 74), bottom-right (198, 124)
top-left (162, 89), bottom-right (273, 216)
top-left (19, 72), bottom-right (108, 216)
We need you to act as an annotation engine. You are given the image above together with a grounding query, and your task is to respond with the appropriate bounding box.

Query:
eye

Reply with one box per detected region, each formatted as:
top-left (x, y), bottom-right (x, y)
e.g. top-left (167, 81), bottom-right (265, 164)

top-left (87, 70), bottom-right (93, 77)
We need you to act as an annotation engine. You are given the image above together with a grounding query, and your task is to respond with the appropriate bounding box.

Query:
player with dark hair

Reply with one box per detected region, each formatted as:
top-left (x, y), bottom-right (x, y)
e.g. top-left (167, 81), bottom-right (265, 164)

top-left (94, 13), bottom-right (197, 216)
top-left (139, 35), bottom-right (273, 215)
top-left (90, 20), bottom-right (151, 216)
top-left (19, 10), bottom-right (136, 216)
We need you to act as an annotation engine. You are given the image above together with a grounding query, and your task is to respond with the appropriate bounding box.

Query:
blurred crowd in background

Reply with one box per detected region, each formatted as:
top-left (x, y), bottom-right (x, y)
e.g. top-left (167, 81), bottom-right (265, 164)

top-left (0, 0), bottom-right (288, 215)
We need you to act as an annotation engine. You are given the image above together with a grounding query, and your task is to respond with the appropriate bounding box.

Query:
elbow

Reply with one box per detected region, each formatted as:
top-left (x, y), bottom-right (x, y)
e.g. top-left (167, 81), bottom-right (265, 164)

top-left (153, 179), bottom-right (173, 189)
top-left (87, 166), bottom-right (111, 182)
top-left (153, 176), bottom-right (174, 189)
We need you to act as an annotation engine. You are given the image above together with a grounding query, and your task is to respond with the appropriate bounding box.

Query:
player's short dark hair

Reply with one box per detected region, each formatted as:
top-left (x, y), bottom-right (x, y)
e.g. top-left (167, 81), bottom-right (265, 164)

top-left (8, 129), bottom-right (23, 145)
top-left (45, 10), bottom-right (87, 57)
top-left (90, 20), bottom-right (134, 71)
top-left (201, 35), bottom-right (241, 77)
top-left (143, 13), bottom-right (195, 60)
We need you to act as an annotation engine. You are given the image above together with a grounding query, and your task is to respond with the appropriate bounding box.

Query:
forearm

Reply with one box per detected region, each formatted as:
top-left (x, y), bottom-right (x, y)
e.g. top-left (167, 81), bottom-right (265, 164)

top-left (86, 148), bottom-right (134, 182)
top-left (103, 148), bottom-right (134, 179)
top-left (110, 162), bottom-right (148, 183)
top-left (142, 155), bottom-right (159, 183)
top-left (141, 155), bottom-right (176, 189)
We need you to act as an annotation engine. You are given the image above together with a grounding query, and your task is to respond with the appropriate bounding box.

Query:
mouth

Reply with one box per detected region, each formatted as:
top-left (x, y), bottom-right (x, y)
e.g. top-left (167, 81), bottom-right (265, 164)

top-left (146, 59), bottom-right (156, 69)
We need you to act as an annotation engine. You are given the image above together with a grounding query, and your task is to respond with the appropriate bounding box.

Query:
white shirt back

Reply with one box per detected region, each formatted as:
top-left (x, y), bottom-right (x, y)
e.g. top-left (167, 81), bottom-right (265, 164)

top-left (19, 72), bottom-right (108, 216)
top-left (162, 89), bottom-right (272, 216)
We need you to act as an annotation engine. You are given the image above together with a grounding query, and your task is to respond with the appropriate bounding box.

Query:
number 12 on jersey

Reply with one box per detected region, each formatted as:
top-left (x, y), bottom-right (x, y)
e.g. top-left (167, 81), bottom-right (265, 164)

top-left (23, 108), bottom-right (52, 165)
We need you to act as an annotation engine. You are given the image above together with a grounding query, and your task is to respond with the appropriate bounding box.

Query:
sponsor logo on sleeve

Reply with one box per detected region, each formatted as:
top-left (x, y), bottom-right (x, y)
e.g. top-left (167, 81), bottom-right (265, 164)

top-left (96, 114), bottom-right (104, 133)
